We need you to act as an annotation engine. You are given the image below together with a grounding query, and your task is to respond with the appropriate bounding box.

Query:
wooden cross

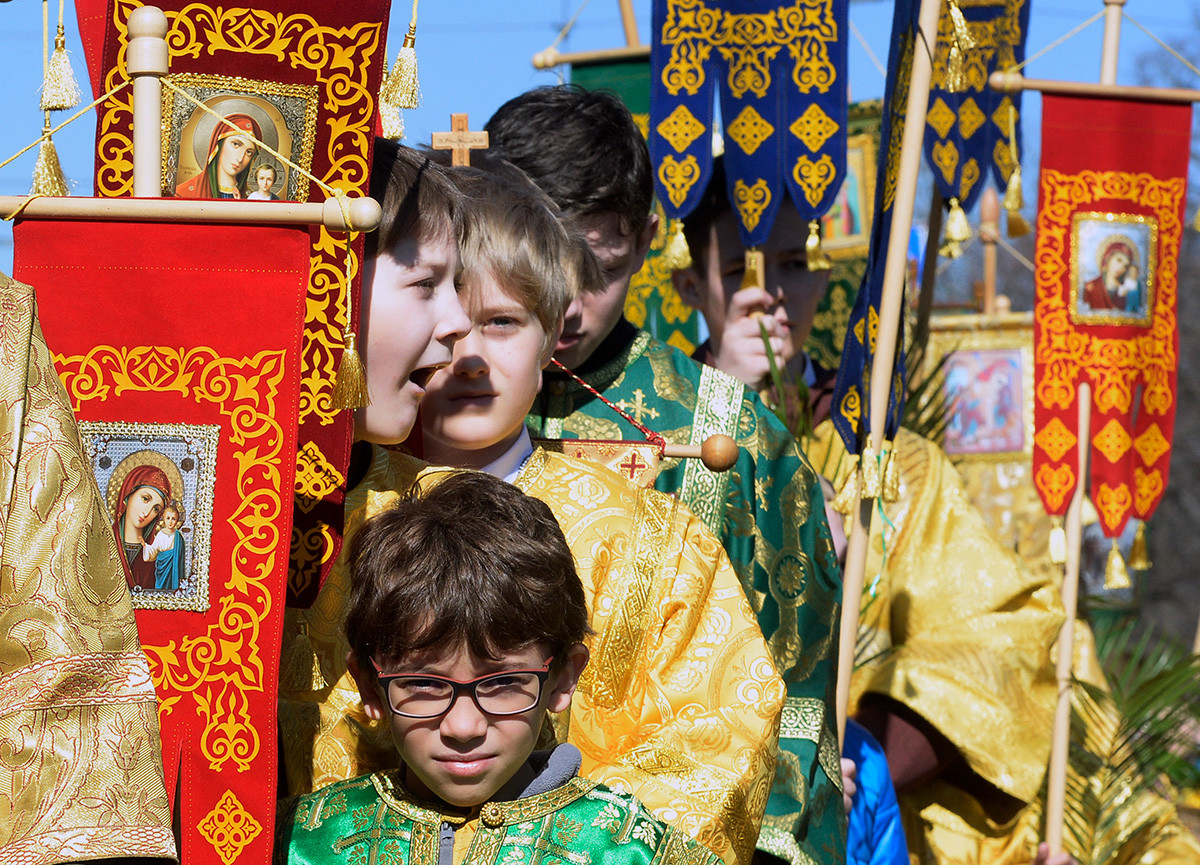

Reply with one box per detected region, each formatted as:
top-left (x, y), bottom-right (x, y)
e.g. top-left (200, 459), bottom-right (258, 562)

top-left (431, 113), bottom-right (489, 167)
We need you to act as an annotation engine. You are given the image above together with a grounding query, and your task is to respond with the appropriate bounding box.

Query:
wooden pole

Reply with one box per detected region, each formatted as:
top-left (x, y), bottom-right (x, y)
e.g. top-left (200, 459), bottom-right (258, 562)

top-left (127, 6), bottom-right (169, 198)
top-left (836, 0), bottom-right (945, 746)
top-left (988, 72), bottom-right (1200, 104)
top-left (1045, 385), bottom-right (1090, 853)
top-left (617, 0), bottom-right (641, 47)
top-left (980, 187), bottom-right (999, 314)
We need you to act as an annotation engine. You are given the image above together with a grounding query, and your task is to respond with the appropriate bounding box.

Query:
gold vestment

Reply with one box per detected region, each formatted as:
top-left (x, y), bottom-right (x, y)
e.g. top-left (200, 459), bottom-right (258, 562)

top-left (0, 276), bottom-right (174, 863)
top-left (279, 445), bottom-right (783, 865)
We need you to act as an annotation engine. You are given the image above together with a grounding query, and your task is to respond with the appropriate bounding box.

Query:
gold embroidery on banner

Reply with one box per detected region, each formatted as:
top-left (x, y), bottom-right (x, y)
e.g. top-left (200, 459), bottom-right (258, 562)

top-left (839, 385), bottom-right (862, 433)
top-left (727, 105), bottom-right (775, 155)
top-left (198, 789), bottom-right (263, 865)
top-left (926, 97), bottom-right (956, 139)
top-left (733, 178), bottom-right (772, 232)
top-left (659, 155), bottom-right (702, 208)
top-left (1094, 483), bottom-right (1132, 534)
top-left (295, 440), bottom-right (344, 511)
top-left (1035, 463), bottom-right (1075, 512)
top-left (1133, 423), bottom-right (1170, 466)
top-left (992, 96), bottom-right (1017, 133)
top-left (931, 139), bottom-right (960, 185)
top-left (957, 96), bottom-right (985, 139)
top-left (657, 104), bottom-right (707, 154)
top-left (933, 0), bottom-right (1025, 92)
top-left (96, 1), bottom-right (383, 428)
top-left (993, 138), bottom-right (1015, 181)
top-left (792, 154), bottom-right (836, 206)
top-left (1093, 418), bottom-right (1133, 464)
top-left (1134, 467), bottom-right (1163, 514)
top-left (788, 103), bottom-right (838, 152)
top-left (1034, 417), bottom-right (1077, 462)
top-left (959, 157), bottom-right (981, 199)
top-left (883, 34), bottom-right (914, 212)
top-left (55, 345), bottom-right (285, 775)
top-left (659, 0), bottom-right (838, 98)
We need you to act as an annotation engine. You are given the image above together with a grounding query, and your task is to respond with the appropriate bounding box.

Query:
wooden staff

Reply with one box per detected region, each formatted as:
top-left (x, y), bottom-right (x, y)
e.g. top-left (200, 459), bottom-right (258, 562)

top-left (835, 0), bottom-right (945, 746)
top-left (127, 5), bottom-right (168, 198)
top-left (1045, 384), bottom-right (1090, 853)
top-left (980, 187), bottom-right (999, 314)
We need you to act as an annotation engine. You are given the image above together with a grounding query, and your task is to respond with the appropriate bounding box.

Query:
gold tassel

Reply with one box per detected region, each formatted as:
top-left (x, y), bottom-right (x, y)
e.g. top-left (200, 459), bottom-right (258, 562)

top-left (1128, 521), bottom-right (1151, 570)
top-left (1049, 516), bottom-right (1066, 565)
top-left (805, 219), bottom-right (833, 271)
top-left (942, 0), bottom-right (975, 93)
top-left (938, 238), bottom-right (964, 259)
top-left (740, 248), bottom-right (765, 292)
top-left (661, 218), bottom-right (692, 271)
top-left (861, 443), bottom-right (882, 499)
top-left (882, 446), bottom-right (900, 501)
top-left (945, 197), bottom-right (972, 243)
top-left (831, 470), bottom-right (858, 515)
top-left (1006, 208), bottom-right (1031, 239)
top-left (380, 25), bottom-right (421, 115)
top-left (1193, 207), bottom-right (1200, 234)
top-left (30, 132), bottom-right (68, 197)
top-left (380, 105), bottom-right (405, 141)
top-left (1103, 537), bottom-right (1132, 590)
top-left (1002, 103), bottom-right (1029, 238)
top-left (280, 621), bottom-right (327, 692)
top-left (1002, 163), bottom-right (1023, 213)
top-left (40, 26), bottom-right (81, 111)
top-left (331, 331), bottom-right (371, 410)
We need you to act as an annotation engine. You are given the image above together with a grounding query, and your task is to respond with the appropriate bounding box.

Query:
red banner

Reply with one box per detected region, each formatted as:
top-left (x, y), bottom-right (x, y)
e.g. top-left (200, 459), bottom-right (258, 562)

top-left (1033, 95), bottom-right (1189, 536)
top-left (14, 219), bottom-right (310, 865)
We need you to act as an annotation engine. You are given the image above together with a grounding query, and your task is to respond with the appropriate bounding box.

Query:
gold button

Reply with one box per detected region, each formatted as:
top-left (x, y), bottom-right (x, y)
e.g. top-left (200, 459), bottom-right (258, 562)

top-left (480, 802), bottom-right (505, 827)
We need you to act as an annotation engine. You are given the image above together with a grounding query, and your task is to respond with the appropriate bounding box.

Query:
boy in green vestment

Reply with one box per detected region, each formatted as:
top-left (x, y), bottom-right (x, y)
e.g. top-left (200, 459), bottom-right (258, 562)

top-left (278, 471), bottom-right (721, 865)
top-left (485, 86), bottom-right (845, 865)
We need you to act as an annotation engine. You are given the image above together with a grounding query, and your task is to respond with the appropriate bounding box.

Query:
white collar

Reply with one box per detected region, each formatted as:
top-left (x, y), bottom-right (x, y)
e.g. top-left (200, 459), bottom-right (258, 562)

top-left (480, 428), bottom-right (534, 483)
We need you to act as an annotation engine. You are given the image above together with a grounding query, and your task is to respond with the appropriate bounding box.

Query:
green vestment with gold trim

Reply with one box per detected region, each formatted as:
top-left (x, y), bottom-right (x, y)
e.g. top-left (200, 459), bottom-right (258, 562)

top-left (279, 771), bottom-right (722, 865)
top-left (528, 324), bottom-right (846, 865)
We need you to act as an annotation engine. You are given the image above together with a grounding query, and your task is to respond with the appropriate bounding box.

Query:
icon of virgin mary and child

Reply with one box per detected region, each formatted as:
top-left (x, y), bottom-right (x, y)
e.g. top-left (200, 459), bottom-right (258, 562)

top-left (110, 459), bottom-right (187, 592)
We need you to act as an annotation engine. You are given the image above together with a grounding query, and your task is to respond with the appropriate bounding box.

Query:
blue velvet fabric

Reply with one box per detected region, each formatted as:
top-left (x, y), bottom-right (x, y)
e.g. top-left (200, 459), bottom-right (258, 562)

top-left (844, 719), bottom-right (908, 865)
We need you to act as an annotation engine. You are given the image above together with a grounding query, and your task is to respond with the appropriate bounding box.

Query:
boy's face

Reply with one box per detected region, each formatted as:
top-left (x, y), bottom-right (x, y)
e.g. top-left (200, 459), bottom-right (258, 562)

top-left (160, 511), bottom-right (179, 531)
top-left (554, 211), bottom-right (657, 370)
top-left (356, 230), bottom-right (471, 445)
top-left (256, 169), bottom-right (274, 193)
top-left (353, 641), bottom-right (585, 809)
top-left (676, 204), bottom-right (828, 368)
top-left (421, 274), bottom-right (554, 469)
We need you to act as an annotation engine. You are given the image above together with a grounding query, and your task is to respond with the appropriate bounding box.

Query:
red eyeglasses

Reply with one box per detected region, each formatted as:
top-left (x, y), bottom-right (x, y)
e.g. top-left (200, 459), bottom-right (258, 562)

top-left (370, 657), bottom-right (554, 719)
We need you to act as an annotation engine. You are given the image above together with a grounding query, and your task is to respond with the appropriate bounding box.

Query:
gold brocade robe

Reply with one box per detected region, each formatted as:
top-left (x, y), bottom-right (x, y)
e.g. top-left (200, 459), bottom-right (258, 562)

top-left (279, 445), bottom-right (784, 865)
top-left (0, 277), bottom-right (174, 863)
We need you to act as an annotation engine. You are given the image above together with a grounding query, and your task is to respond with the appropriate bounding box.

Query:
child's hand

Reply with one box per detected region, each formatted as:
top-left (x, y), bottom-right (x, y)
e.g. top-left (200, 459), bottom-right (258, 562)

top-left (711, 289), bottom-right (787, 388)
top-left (840, 756), bottom-right (857, 815)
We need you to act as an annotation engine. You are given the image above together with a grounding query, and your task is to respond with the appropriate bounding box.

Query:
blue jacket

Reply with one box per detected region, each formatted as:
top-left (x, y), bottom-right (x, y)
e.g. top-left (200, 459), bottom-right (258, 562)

top-left (844, 719), bottom-right (909, 865)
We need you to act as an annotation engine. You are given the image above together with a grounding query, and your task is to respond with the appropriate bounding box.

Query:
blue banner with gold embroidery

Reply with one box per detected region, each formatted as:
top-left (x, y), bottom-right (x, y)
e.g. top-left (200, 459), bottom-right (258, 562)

top-left (923, 0), bottom-right (1030, 211)
top-left (831, 0), bottom-right (917, 455)
top-left (650, 0), bottom-right (848, 246)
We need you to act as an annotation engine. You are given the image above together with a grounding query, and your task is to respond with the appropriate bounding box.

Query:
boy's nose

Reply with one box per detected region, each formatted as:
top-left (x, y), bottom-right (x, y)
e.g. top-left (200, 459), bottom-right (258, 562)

top-left (439, 691), bottom-right (488, 742)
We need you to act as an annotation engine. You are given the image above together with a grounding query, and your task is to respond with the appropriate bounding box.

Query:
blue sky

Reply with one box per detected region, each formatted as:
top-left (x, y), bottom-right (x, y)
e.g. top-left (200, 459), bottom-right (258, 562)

top-left (0, 0), bottom-right (1196, 272)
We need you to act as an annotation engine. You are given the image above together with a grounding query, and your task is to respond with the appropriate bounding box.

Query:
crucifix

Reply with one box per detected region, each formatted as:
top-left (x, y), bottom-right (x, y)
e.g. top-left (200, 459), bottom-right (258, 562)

top-left (431, 113), bottom-right (489, 166)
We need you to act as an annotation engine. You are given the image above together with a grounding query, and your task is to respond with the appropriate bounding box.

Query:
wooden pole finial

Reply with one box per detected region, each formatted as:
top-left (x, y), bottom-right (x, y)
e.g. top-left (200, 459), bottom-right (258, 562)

top-left (431, 113), bottom-right (489, 167)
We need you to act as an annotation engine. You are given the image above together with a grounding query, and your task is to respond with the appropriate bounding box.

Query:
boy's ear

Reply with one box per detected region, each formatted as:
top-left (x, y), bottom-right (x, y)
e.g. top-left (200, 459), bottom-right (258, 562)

top-left (545, 643), bottom-right (589, 714)
top-left (347, 651), bottom-right (387, 722)
top-left (632, 213), bottom-right (659, 272)
top-left (672, 265), bottom-right (705, 311)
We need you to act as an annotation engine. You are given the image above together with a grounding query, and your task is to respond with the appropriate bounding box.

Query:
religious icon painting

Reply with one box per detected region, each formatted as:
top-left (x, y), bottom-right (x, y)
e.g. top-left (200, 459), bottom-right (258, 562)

top-left (821, 131), bottom-right (877, 260)
top-left (925, 312), bottom-right (1034, 462)
top-left (79, 420), bottom-right (219, 612)
top-left (162, 73), bottom-right (319, 202)
top-left (1069, 212), bottom-right (1156, 327)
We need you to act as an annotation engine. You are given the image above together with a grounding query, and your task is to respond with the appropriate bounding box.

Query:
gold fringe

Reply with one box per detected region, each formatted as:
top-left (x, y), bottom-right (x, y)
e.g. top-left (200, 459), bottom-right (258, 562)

top-left (831, 470), bottom-right (859, 515)
top-left (1128, 521), bottom-right (1151, 570)
top-left (380, 26), bottom-right (421, 113)
top-left (41, 28), bottom-right (81, 111)
top-left (30, 135), bottom-right (68, 197)
top-left (805, 219), bottom-right (833, 271)
top-left (1049, 516), bottom-right (1066, 565)
top-left (280, 622), bottom-right (327, 692)
top-left (740, 248), bottom-right (765, 292)
top-left (1006, 208), bottom-right (1031, 238)
top-left (882, 446), bottom-right (900, 502)
top-left (861, 443), bottom-right (882, 499)
top-left (661, 218), bottom-right (692, 271)
top-left (942, 0), bottom-right (975, 93)
top-left (1104, 537), bottom-right (1132, 590)
top-left (380, 105), bottom-right (405, 141)
top-left (331, 331), bottom-right (371, 410)
top-left (945, 197), bottom-right (972, 243)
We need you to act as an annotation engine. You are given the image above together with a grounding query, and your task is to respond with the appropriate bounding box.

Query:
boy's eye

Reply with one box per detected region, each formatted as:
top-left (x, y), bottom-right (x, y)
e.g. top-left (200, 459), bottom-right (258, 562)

top-left (396, 677), bottom-right (448, 695)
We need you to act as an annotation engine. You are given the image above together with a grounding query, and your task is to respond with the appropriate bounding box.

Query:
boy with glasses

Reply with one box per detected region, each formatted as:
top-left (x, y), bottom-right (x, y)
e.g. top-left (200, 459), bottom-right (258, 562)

top-left (278, 471), bottom-right (721, 865)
